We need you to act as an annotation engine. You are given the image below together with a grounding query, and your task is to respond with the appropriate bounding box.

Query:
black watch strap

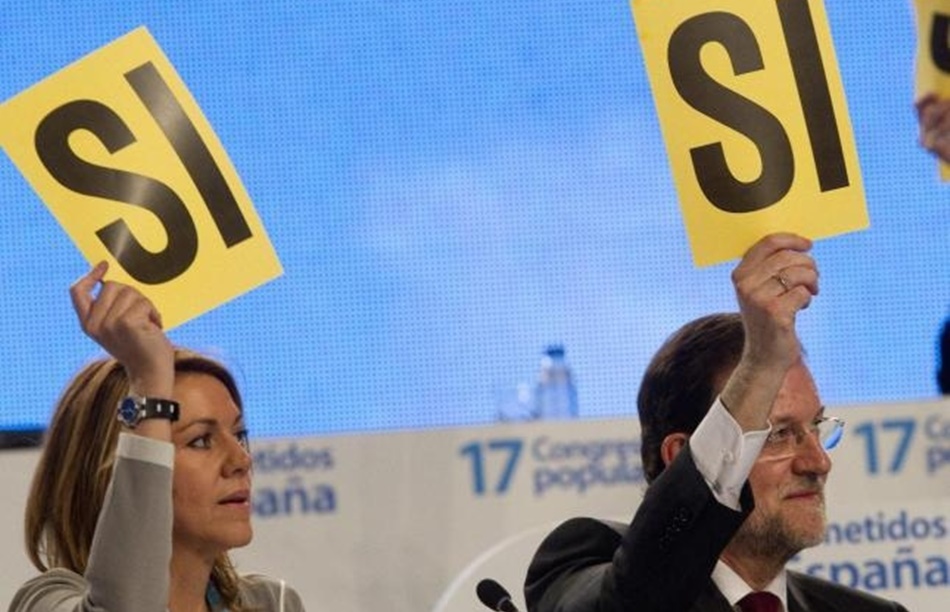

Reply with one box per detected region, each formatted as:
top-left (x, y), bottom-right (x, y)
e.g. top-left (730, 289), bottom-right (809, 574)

top-left (141, 398), bottom-right (180, 420)
top-left (117, 396), bottom-right (181, 428)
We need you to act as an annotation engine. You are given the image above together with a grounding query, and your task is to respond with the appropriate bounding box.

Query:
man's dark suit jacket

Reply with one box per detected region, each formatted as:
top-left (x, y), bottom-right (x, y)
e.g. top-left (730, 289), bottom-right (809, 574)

top-left (524, 446), bottom-right (908, 612)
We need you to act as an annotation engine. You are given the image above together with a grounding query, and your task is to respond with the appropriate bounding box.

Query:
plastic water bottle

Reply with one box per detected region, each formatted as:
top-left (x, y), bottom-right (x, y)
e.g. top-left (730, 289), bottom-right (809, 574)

top-left (534, 344), bottom-right (578, 419)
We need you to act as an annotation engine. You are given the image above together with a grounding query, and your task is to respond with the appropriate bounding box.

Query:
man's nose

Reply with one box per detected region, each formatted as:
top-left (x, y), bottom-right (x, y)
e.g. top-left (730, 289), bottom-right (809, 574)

top-left (792, 430), bottom-right (831, 475)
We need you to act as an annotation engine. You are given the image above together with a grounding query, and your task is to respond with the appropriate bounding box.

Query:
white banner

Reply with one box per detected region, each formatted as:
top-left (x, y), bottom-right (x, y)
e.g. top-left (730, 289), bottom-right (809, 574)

top-left (2, 399), bottom-right (948, 610)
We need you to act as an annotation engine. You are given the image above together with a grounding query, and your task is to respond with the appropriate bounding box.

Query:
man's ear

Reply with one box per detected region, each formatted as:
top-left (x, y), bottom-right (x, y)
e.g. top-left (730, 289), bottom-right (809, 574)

top-left (660, 432), bottom-right (689, 468)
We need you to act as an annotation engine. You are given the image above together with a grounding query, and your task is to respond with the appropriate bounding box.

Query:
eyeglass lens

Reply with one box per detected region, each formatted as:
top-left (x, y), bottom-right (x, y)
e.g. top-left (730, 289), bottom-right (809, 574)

top-left (820, 419), bottom-right (844, 451)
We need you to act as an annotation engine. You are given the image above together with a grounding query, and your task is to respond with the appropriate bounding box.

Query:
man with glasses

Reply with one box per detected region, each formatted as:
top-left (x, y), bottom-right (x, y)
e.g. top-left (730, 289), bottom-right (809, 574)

top-left (525, 233), bottom-right (907, 612)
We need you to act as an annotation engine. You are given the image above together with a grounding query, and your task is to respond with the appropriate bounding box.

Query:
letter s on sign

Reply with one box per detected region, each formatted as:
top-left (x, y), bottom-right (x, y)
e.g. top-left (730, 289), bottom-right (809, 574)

top-left (34, 61), bottom-right (252, 285)
top-left (668, 11), bottom-right (794, 213)
top-left (35, 99), bottom-right (198, 284)
top-left (931, 12), bottom-right (950, 72)
top-left (666, 2), bottom-right (849, 214)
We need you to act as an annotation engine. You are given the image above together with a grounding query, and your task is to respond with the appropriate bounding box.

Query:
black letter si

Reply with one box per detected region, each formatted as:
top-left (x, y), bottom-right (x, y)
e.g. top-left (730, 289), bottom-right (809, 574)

top-left (932, 12), bottom-right (950, 72)
top-left (668, 11), bottom-right (793, 213)
top-left (35, 100), bottom-right (198, 284)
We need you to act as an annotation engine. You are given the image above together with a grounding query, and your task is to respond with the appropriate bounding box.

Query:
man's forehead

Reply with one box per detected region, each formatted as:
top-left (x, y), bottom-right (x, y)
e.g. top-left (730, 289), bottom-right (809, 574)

top-left (771, 364), bottom-right (822, 421)
top-left (770, 404), bottom-right (825, 425)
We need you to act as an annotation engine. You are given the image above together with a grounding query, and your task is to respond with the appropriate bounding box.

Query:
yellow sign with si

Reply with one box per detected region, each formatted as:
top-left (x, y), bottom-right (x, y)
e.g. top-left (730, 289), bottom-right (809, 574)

top-left (0, 27), bottom-right (283, 328)
top-left (629, 0), bottom-right (868, 266)
top-left (914, 0), bottom-right (950, 181)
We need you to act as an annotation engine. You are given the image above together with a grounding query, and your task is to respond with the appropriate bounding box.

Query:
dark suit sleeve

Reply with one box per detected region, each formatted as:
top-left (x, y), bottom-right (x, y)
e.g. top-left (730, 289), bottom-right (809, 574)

top-left (525, 445), bottom-right (752, 612)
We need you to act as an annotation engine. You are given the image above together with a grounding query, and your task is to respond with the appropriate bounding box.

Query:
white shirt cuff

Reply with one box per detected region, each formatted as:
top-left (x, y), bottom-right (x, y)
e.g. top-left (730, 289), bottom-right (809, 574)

top-left (116, 432), bottom-right (174, 468)
top-left (689, 398), bottom-right (769, 510)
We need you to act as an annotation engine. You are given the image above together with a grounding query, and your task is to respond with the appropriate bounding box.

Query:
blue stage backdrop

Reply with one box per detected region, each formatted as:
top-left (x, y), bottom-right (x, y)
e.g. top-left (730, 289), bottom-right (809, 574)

top-left (1, 1), bottom-right (947, 438)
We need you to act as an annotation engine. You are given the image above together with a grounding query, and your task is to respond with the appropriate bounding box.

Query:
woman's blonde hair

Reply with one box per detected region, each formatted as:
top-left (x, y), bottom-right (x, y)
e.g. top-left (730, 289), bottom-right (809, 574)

top-left (24, 348), bottom-right (250, 611)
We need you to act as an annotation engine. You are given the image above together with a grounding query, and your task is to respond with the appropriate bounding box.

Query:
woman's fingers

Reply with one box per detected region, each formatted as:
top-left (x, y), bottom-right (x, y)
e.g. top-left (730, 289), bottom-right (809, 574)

top-left (69, 261), bottom-right (108, 326)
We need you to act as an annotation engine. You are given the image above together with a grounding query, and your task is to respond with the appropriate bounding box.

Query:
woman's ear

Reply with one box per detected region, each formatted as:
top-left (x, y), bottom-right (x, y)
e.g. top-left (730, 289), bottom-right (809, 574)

top-left (660, 432), bottom-right (689, 468)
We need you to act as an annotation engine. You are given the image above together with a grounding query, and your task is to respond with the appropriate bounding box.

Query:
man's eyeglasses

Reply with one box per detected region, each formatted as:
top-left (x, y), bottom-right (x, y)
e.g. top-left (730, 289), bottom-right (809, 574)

top-left (761, 415), bottom-right (845, 459)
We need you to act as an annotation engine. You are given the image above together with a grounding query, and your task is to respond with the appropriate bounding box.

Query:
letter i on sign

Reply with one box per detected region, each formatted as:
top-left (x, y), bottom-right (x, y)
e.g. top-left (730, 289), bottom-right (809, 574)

top-left (914, 0), bottom-right (950, 181)
top-left (0, 27), bottom-right (283, 329)
top-left (628, 0), bottom-right (868, 266)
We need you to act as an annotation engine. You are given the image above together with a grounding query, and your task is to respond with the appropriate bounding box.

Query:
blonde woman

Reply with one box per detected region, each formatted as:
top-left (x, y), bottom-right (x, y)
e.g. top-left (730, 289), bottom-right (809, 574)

top-left (10, 262), bottom-right (304, 612)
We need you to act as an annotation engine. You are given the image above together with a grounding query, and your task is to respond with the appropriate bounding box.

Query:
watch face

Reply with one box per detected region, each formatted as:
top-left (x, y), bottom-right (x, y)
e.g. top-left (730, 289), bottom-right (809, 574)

top-left (118, 397), bottom-right (141, 426)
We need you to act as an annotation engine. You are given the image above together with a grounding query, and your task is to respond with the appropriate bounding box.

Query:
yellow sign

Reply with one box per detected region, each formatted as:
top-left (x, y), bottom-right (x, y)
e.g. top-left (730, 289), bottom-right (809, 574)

top-left (630, 0), bottom-right (868, 266)
top-left (914, 0), bottom-right (950, 180)
top-left (0, 27), bottom-right (283, 328)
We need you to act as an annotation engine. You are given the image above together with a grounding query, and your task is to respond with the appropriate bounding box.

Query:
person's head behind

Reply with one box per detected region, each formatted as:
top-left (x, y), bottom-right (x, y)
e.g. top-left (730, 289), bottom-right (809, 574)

top-left (24, 348), bottom-right (247, 602)
top-left (638, 313), bottom-right (744, 483)
top-left (938, 318), bottom-right (950, 395)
